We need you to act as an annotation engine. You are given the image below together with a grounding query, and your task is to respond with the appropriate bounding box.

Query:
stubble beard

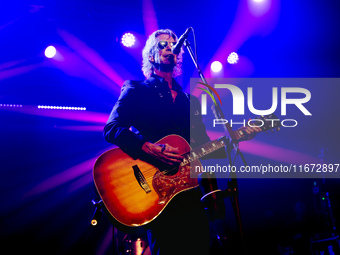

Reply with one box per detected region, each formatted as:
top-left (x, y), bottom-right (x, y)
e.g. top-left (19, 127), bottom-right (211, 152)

top-left (154, 54), bottom-right (176, 73)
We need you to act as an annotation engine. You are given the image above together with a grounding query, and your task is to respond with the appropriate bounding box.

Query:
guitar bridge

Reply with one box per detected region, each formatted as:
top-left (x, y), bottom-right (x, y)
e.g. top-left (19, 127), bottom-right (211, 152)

top-left (132, 165), bottom-right (151, 193)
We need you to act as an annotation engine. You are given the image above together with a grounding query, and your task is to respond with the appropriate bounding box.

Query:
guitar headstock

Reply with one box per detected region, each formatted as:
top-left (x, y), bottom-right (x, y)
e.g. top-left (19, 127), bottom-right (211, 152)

top-left (255, 113), bottom-right (281, 133)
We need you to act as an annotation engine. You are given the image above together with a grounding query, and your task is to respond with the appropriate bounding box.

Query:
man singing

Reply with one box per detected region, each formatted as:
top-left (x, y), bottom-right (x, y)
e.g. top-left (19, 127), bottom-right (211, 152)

top-left (104, 28), bottom-right (258, 255)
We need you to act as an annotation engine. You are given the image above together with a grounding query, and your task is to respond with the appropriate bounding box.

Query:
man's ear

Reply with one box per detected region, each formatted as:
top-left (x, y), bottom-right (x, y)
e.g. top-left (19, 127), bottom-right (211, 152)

top-left (149, 55), bottom-right (155, 63)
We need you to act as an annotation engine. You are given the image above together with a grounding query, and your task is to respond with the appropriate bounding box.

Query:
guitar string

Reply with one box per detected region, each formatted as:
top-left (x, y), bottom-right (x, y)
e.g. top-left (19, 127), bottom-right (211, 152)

top-left (142, 132), bottom-right (269, 181)
top-left (139, 137), bottom-right (222, 176)
top-left (132, 154), bottom-right (186, 182)
top-left (143, 162), bottom-right (200, 183)
top-left (138, 136), bottom-right (224, 177)
top-left (140, 148), bottom-right (202, 178)
top-left (143, 165), bottom-right (184, 182)
top-left (140, 148), bottom-right (208, 181)
top-left (142, 148), bottom-right (218, 182)
top-left (141, 127), bottom-right (242, 180)
top-left (141, 142), bottom-right (228, 182)
top-left (132, 117), bottom-right (278, 182)
top-left (141, 153), bottom-right (190, 181)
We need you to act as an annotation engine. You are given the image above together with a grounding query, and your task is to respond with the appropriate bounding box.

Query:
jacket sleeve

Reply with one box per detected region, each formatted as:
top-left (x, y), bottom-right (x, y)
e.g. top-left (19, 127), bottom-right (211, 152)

top-left (190, 95), bottom-right (227, 159)
top-left (189, 95), bottom-right (211, 145)
top-left (103, 80), bottom-right (147, 159)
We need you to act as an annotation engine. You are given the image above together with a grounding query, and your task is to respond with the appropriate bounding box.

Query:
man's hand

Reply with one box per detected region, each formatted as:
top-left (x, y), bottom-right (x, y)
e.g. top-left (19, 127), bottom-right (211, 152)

top-left (243, 125), bottom-right (261, 140)
top-left (239, 119), bottom-right (262, 141)
top-left (141, 142), bottom-right (184, 165)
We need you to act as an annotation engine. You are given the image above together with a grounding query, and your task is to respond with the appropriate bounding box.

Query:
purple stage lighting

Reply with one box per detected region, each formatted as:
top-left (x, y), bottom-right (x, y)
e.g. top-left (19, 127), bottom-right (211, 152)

top-left (45, 46), bottom-right (57, 58)
top-left (121, 33), bottom-right (136, 47)
top-left (211, 61), bottom-right (222, 73)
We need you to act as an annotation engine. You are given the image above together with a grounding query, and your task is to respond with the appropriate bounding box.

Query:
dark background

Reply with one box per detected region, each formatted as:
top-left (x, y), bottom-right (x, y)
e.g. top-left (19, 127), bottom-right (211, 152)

top-left (0, 0), bottom-right (339, 254)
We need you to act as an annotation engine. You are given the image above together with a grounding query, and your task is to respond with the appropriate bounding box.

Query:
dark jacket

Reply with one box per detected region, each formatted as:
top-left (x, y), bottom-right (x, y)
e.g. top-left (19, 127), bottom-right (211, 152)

top-left (104, 74), bottom-right (210, 159)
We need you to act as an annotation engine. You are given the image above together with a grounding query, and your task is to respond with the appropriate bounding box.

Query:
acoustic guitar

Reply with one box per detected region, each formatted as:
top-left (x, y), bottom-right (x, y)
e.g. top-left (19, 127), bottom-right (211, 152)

top-left (93, 114), bottom-right (280, 232)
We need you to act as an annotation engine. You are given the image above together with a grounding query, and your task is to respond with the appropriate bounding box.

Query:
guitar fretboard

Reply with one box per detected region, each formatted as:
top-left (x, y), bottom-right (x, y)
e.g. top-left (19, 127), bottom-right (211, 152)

top-left (180, 138), bottom-right (226, 166)
top-left (178, 114), bottom-right (282, 167)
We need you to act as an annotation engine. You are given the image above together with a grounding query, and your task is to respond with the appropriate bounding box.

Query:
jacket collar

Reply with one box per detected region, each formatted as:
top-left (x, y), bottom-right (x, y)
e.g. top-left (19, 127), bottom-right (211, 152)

top-left (145, 73), bottom-right (182, 91)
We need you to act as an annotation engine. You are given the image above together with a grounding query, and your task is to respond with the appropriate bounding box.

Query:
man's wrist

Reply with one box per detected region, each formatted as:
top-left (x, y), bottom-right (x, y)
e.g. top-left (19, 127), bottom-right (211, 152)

top-left (141, 141), bottom-right (153, 152)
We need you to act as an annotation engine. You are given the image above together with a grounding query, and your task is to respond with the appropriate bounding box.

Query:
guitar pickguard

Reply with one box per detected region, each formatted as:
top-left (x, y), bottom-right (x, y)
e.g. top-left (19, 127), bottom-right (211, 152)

top-left (152, 164), bottom-right (198, 204)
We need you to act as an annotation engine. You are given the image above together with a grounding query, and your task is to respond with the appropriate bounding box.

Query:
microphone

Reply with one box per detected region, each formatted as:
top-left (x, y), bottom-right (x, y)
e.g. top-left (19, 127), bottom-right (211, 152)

top-left (171, 27), bottom-right (192, 55)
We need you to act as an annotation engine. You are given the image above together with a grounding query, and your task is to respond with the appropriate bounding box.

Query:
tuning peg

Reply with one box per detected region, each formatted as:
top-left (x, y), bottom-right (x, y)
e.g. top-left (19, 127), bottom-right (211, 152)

top-left (276, 127), bottom-right (280, 131)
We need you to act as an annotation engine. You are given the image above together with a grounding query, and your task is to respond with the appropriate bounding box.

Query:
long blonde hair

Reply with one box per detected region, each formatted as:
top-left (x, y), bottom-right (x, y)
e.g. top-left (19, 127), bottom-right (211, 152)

top-left (142, 29), bottom-right (183, 78)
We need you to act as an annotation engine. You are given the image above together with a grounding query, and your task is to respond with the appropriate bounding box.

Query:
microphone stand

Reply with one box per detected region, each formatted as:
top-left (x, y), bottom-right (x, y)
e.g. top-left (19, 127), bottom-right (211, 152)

top-left (184, 39), bottom-right (248, 254)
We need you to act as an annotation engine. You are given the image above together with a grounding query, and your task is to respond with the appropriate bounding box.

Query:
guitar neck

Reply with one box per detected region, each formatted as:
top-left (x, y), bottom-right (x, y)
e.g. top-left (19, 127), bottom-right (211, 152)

top-left (180, 114), bottom-right (282, 165)
top-left (180, 138), bottom-right (226, 165)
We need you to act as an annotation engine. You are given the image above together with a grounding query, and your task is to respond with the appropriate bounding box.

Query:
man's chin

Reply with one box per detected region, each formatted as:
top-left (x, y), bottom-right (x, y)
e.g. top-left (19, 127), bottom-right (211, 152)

top-left (155, 63), bottom-right (175, 72)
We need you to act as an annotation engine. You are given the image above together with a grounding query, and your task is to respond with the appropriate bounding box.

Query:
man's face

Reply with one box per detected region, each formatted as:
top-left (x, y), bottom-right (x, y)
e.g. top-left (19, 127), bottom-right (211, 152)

top-left (151, 34), bottom-right (178, 71)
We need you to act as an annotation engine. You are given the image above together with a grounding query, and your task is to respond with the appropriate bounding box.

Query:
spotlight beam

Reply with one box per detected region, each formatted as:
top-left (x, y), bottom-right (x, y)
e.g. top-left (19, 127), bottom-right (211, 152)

top-left (57, 29), bottom-right (126, 90)
top-left (0, 59), bottom-right (27, 71)
top-left (142, 0), bottom-right (159, 36)
top-left (23, 156), bottom-right (102, 199)
top-left (0, 63), bottom-right (41, 81)
top-left (190, 0), bottom-right (279, 97)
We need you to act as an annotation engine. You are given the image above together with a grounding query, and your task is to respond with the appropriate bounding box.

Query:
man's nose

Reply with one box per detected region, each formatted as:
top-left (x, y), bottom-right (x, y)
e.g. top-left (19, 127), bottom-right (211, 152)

top-left (166, 42), bottom-right (173, 49)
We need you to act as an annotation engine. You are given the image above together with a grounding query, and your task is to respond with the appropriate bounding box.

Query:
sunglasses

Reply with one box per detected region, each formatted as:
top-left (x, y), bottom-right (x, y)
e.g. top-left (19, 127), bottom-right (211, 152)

top-left (157, 41), bottom-right (177, 49)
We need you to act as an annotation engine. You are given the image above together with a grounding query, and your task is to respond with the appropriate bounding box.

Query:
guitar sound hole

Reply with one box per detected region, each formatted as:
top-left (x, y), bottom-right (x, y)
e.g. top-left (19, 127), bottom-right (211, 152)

top-left (159, 164), bottom-right (179, 176)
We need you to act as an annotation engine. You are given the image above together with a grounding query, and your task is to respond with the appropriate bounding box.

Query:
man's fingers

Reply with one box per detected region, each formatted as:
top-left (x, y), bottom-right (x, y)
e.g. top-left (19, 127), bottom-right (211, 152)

top-left (253, 126), bottom-right (262, 132)
top-left (245, 127), bottom-right (253, 134)
top-left (153, 144), bottom-right (183, 164)
top-left (163, 152), bottom-right (184, 160)
top-left (159, 153), bottom-right (183, 165)
top-left (164, 144), bottom-right (179, 153)
top-left (245, 126), bottom-right (261, 134)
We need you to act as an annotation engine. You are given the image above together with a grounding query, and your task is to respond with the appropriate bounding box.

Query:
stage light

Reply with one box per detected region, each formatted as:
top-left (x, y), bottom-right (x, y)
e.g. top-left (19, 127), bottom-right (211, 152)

top-left (211, 61), bottom-right (222, 73)
top-left (37, 105), bottom-right (86, 111)
top-left (45, 46), bottom-right (57, 58)
top-left (0, 104), bottom-right (23, 108)
top-left (248, 0), bottom-right (271, 16)
top-left (227, 52), bottom-right (239, 64)
top-left (121, 33), bottom-right (136, 47)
